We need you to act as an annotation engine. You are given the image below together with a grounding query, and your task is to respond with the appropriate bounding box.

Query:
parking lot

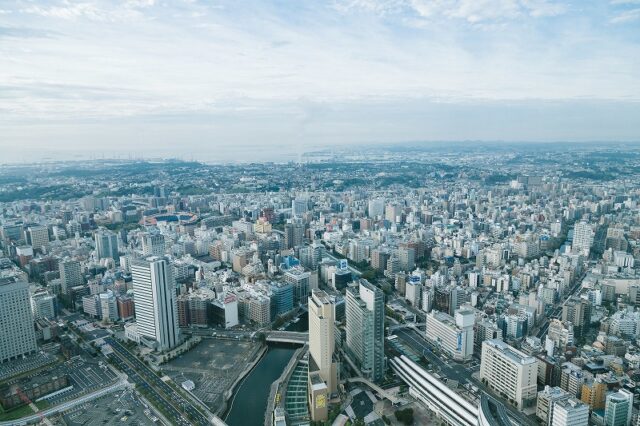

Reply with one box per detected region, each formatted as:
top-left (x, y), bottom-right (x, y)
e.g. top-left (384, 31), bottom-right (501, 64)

top-left (163, 338), bottom-right (260, 412)
top-left (0, 351), bottom-right (58, 381)
top-left (0, 354), bottom-right (121, 409)
top-left (47, 356), bottom-right (119, 404)
top-left (62, 388), bottom-right (160, 425)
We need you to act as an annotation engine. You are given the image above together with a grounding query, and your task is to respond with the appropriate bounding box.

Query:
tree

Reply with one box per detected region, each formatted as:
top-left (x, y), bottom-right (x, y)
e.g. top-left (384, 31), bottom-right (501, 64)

top-left (394, 408), bottom-right (414, 425)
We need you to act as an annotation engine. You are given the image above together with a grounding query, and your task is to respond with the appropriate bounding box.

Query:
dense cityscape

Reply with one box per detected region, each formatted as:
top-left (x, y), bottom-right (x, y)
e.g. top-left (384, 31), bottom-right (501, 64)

top-left (0, 143), bottom-right (638, 426)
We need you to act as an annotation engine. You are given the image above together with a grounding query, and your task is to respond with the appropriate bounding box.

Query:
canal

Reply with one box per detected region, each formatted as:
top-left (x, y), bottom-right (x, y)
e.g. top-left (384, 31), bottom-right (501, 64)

top-left (224, 345), bottom-right (297, 426)
top-left (285, 311), bottom-right (309, 332)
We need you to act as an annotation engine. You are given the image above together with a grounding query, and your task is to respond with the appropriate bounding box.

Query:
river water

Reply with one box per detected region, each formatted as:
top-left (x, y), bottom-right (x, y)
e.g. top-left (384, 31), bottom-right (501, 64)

top-left (224, 313), bottom-right (309, 426)
top-left (224, 346), bottom-right (297, 426)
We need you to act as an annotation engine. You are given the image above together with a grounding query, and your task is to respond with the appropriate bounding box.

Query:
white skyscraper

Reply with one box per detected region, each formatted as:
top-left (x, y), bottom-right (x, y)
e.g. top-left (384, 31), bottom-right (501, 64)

top-left (309, 290), bottom-right (337, 393)
top-left (572, 221), bottom-right (594, 257)
top-left (132, 256), bottom-right (179, 351)
top-left (0, 277), bottom-right (38, 363)
top-left (346, 279), bottom-right (385, 382)
top-left (308, 290), bottom-right (337, 422)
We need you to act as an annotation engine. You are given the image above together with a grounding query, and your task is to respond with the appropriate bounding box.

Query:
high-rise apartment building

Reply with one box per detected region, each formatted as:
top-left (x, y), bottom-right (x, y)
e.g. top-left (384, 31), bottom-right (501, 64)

top-left (284, 220), bottom-right (305, 249)
top-left (141, 232), bottom-right (165, 257)
top-left (572, 221), bottom-right (594, 257)
top-left (562, 297), bottom-right (590, 338)
top-left (0, 277), bottom-right (38, 363)
top-left (132, 256), bottom-right (179, 351)
top-left (425, 308), bottom-right (474, 361)
top-left (95, 230), bottom-right (119, 263)
top-left (59, 259), bottom-right (83, 295)
top-left (345, 279), bottom-right (385, 382)
top-left (27, 226), bottom-right (49, 251)
top-left (308, 290), bottom-right (338, 421)
top-left (480, 339), bottom-right (537, 410)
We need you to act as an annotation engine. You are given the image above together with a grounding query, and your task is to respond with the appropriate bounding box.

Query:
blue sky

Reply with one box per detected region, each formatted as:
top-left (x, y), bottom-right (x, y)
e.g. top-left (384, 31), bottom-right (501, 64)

top-left (1, 0), bottom-right (639, 161)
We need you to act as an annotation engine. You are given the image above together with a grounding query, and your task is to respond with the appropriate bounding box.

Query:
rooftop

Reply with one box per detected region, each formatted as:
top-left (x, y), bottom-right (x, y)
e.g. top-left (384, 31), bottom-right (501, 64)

top-left (485, 339), bottom-right (537, 365)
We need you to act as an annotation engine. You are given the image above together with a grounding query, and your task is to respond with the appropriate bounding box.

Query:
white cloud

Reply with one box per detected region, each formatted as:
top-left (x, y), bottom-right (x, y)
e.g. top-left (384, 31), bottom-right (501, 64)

top-left (338, 0), bottom-right (567, 22)
top-left (20, 0), bottom-right (155, 22)
top-left (610, 0), bottom-right (640, 5)
top-left (610, 7), bottom-right (640, 22)
top-left (0, 0), bottom-right (638, 124)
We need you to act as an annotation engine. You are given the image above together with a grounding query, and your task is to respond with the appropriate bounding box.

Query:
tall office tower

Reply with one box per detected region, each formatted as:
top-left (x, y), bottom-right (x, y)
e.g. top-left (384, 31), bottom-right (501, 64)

top-left (59, 259), bottom-right (83, 295)
top-left (480, 339), bottom-right (537, 410)
top-left (0, 278), bottom-right (38, 363)
top-left (604, 390), bottom-right (633, 426)
top-left (367, 198), bottom-right (385, 219)
top-left (562, 297), bottom-right (590, 338)
top-left (292, 198), bottom-right (309, 217)
top-left (30, 290), bottom-right (56, 320)
top-left (425, 308), bottom-right (474, 361)
top-left (308, 290), bottom-right (338, 422)
top-left (142, 232), bottom-right (165, 257)
top-left (27, 226), bottom-right (49, 251)
top-left (132, 257), bottom-right (179, 351)
top-left (551, 398), bottom-right (589, 426)
top-left (284, 220), bottom-right (305, 249)
top-left (572, 221), bottom-right (594, 257)
top-left (95, 230), bottom-right (119, 263)
top-left (345, 279), bottom-right (385, 382)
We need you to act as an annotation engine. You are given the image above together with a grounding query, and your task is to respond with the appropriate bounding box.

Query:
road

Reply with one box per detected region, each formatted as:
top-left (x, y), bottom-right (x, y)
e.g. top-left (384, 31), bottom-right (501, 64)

top-left (105, 337), bottom-right (211, 426)
top-left (535, 270), bottom-right (587, 340)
